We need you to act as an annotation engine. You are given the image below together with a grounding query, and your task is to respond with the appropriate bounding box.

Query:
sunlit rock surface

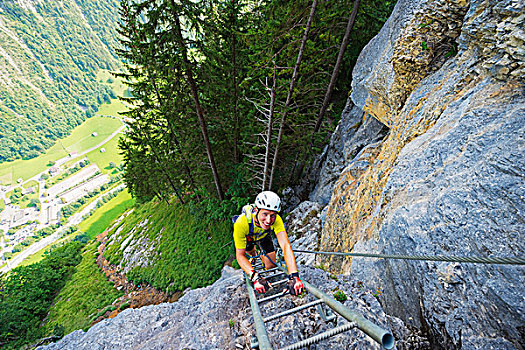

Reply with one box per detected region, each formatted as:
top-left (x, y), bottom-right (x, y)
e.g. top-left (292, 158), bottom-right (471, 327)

top-left (320, 0), bottom-right (524, 348)
top-left (309, 101), bottom-right (388, 206)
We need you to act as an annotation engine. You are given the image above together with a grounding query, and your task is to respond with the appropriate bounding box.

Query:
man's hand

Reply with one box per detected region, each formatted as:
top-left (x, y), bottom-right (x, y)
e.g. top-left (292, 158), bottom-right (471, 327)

top-left (251, 271), bottom-right (271, 294)
top-left (287, 272), bottom-right (304, 296)
top-left (254, 276), bottom-right (271, 293)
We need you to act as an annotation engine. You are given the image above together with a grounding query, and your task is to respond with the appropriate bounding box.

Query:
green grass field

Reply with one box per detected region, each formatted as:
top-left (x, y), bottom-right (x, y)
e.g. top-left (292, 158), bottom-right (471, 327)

top-left (0, 116), bottom-right (122, 185)
top-left (85, 136), bottom-right (124, 173)
top-left (62, 116), bottom-right (122, 155)
top-left (104, 198), bottom-right (233, 294)
top-left (98, 99), bottom-right (127, 117)
top-left (0, 198), bottom-right (4, 211)
top-left (0, 144), bottom-right (68, 186)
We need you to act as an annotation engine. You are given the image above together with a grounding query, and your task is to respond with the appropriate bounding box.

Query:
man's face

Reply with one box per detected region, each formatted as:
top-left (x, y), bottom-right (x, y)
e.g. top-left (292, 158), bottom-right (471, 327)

top-left (257, 208), bottom-right (277, 230)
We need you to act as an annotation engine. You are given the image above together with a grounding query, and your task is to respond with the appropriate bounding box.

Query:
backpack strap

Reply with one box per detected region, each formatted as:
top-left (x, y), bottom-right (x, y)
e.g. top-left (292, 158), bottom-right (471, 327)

top-left (242, 204), bottom-right (255, 237)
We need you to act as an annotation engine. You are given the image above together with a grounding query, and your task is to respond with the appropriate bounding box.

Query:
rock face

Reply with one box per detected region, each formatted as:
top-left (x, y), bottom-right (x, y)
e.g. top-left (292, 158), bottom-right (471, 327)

top-left (285, 201), bottom-right (324, 266)
top-left (39, 266), bottom-right (419, 350)
top-left (308, 100), bottom-right (388, 206)
top-left (105, 213), bottom-right (161, 274)
top-left (319, 0), bottom-right (525, 348)
top-left (38, 267), bottom-right (246, 350)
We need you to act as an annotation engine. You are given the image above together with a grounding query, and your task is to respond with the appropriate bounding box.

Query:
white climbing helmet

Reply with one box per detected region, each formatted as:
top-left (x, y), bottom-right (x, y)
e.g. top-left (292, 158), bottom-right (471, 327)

top-left (255, 191), bottom-right (281, 212)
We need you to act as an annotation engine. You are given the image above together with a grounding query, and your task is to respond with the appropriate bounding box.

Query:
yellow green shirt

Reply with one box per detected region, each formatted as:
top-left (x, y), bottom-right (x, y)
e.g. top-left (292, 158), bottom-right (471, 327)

top-left (233, 210), bottom-right (285, 250)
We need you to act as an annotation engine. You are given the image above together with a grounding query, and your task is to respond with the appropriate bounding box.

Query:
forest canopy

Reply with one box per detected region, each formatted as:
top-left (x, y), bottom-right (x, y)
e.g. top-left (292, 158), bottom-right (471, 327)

top-left (117, 0), bottom-right (396, 203)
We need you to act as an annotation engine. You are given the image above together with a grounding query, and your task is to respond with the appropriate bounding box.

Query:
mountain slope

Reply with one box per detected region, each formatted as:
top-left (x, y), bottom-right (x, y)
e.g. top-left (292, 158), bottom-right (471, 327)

top-left (0, 0), bottom-right (121, 163)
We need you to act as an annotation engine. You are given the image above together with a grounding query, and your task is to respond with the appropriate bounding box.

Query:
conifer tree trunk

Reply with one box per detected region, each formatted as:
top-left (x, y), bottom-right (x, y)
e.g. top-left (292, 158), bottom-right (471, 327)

top-left (269, 0), bottom-right (317, 190)
top-left (171, 9), bottom-right (224, 200)
top-left (153, 189), bottom-right (170, 205)
top-left (312, 0), bottom-right (361, 135)
top-left (137, 121), bottom-right (185, 204)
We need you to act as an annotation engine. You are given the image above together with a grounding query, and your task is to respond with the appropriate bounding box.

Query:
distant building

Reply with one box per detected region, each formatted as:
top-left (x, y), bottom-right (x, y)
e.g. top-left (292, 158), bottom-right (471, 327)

top-left (21, 187), bottom-right (35, 195)
top-left (92, 132), bottom-right (98, 137)
top-left (47, 204), bottom-right (59, 223)
top-left (69, 151), bottom-right (78, 157)
top-left (17, 178), bottom-right (23, 183)
top-left (11, 209), bottom-right (27, 227)
top-left (49, 166), bottom-right (59, 174)
top-left (100, 148), bottom-right (106, 153)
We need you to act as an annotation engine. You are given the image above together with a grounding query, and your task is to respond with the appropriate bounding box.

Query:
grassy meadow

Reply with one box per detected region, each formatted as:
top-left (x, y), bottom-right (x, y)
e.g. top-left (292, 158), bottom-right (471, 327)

top-left (104, 199), bottom-right (233, 294)
top-left (79, 188), bottom-right (134, 240)
top-left (61, 116), bottom-right (122, 155)
top-left (85, 136), bottom-right (124, 173)
top-left (0, 115), bottom-right (121, 185)
top-left (0, 144), bottom-right (68, 186)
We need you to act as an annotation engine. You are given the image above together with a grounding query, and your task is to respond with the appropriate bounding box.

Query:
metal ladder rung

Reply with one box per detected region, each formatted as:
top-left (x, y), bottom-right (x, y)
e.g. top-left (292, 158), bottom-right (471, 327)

top-left (257, 290), bottom-right (288, 304)
top-left (258, 266), bottom-right (281, 274)
top-left (271, 278), bottom-right (288, 287)
top-left (279, 322), bottom-right (357, 350)
top-left (262, 271), bottom-right (286, 279)
top-left (263, 299), bottom-right (324, 323)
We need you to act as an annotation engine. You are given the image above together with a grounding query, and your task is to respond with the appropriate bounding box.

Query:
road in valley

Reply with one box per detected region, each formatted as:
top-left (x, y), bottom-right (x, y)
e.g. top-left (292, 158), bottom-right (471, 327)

top-left (0, 123), bottom-right (126, 273)
top-left (0, 184), bottom-right (126, 273)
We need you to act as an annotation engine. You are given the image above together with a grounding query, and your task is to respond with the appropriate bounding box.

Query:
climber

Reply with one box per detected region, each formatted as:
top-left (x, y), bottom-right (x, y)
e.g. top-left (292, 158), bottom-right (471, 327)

top-left (233, 191), bottom-right (304, 295)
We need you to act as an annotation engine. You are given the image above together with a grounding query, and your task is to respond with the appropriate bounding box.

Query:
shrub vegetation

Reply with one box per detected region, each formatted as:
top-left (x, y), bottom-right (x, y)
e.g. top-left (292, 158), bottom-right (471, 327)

top-left (0, 241), bottom-right (83, 349)
top-left (44, 241), bottom-right (123, 336)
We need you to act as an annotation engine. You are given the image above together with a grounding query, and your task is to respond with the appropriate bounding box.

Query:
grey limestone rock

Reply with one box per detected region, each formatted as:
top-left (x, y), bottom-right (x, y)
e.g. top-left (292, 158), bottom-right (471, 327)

top-left (336, 0), bottom-right (525, 348)
top-left (350, 69), bottom-right (525, 348)
top-left (309, 100), bottom-right (388, 206)
top-left (285, 201), bottom-right (323, 266)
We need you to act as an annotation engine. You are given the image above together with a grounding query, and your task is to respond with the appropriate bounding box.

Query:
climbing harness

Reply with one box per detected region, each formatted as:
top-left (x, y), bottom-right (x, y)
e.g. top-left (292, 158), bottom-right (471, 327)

top-left (244, 247), bottom-right (394, 350)
top-left (292, 249), bottom-right (525, 265)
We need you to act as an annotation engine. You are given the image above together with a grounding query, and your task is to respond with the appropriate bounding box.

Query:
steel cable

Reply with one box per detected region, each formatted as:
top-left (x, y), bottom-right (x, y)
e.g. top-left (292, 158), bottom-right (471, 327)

top-left (294, 249), bottom-right (525, 265)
